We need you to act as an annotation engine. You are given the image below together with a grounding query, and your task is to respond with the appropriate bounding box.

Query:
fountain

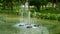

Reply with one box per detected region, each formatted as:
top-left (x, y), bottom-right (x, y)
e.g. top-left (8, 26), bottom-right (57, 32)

top-left (13, 0), bottom-right (49, 34)
top-left (16, 0), bottom-right (40, 28)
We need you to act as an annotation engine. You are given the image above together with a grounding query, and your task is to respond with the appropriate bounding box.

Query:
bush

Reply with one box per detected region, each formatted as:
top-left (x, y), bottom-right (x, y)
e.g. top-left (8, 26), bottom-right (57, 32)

top-left (49, 15), bottom-right (57, 20)
top-left (43, 14), bottom-right (50, 19)
top-left (30, 12), bottom-right (59, 21)
top-left (58, 16), bottom-right (60, 21)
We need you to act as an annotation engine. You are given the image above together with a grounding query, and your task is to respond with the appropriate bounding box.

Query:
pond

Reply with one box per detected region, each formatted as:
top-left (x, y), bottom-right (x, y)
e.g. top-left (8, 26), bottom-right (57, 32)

top-left (12, 17), bottom-right (49, 34)
top-left (0, 15), bottom-right (60, 34)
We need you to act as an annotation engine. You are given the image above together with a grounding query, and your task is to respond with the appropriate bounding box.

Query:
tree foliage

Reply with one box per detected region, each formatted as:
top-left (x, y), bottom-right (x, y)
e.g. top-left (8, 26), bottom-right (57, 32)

top-left (0, 0), bottom-right (59, 12)
top-left (29, 0), bottom-right (49, 12)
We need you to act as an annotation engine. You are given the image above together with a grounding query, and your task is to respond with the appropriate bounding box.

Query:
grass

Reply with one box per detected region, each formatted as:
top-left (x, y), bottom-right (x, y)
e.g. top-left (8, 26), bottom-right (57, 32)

top-left (0, 13), bottom-right (60, 34)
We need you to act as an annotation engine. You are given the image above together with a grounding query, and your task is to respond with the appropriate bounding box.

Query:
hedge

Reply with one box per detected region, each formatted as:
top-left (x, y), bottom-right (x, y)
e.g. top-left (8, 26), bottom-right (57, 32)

top-left (30, 12), bottom-right (60, 21)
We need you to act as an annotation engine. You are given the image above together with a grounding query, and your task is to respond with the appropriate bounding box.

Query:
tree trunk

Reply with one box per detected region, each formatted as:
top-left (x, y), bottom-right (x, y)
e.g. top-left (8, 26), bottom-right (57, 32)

top-left (52, 0), bottom-right (54, 8)
top-left (52, 0), bottom-right (58, 8)
top-left (35, 5), bottom-right (40, 12)
top-left (42, 5), bottom-right (44, 10)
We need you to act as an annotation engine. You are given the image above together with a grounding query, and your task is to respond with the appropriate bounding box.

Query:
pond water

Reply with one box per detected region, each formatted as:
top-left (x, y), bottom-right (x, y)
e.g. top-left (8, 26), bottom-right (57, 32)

top-left (19, 26), bottom-right (49, 34)
top-left (13, 17), bottom-right (49, 34)
top-left (13, 23), bottom-right (49, 34)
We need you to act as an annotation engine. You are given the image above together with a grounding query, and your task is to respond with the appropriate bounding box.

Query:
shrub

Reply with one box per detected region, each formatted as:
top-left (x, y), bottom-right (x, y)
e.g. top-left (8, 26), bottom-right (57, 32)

top-left (39, 13), bottom-right (44, 19)
top-left (32, 12), bottom-right (58, 20)
top-left (43, 14), bottom-right (50, 19)
top-left (58, 16), bottom-right (60, 21)
top-left (49, 15), bottom-right (57, 20)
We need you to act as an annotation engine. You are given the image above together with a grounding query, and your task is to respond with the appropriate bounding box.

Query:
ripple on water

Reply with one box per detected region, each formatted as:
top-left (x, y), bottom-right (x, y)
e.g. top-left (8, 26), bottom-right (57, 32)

top-left (13, 23), bottom-right (49, 34)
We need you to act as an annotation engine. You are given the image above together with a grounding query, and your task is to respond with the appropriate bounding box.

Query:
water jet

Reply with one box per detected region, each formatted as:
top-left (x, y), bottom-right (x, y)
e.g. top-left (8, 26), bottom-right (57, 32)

top-left (13, 0), bottom-right (49, 34)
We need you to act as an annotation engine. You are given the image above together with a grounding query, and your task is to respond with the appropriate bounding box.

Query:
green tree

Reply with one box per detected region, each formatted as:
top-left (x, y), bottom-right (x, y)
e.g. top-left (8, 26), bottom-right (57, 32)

top-left (29, 0), bottom-right (49, 12)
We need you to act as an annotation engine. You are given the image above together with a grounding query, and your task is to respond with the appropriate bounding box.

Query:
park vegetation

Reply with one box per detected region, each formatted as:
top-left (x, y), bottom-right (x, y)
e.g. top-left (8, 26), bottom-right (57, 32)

top-left (0, 0), bottom-right (60, 21)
